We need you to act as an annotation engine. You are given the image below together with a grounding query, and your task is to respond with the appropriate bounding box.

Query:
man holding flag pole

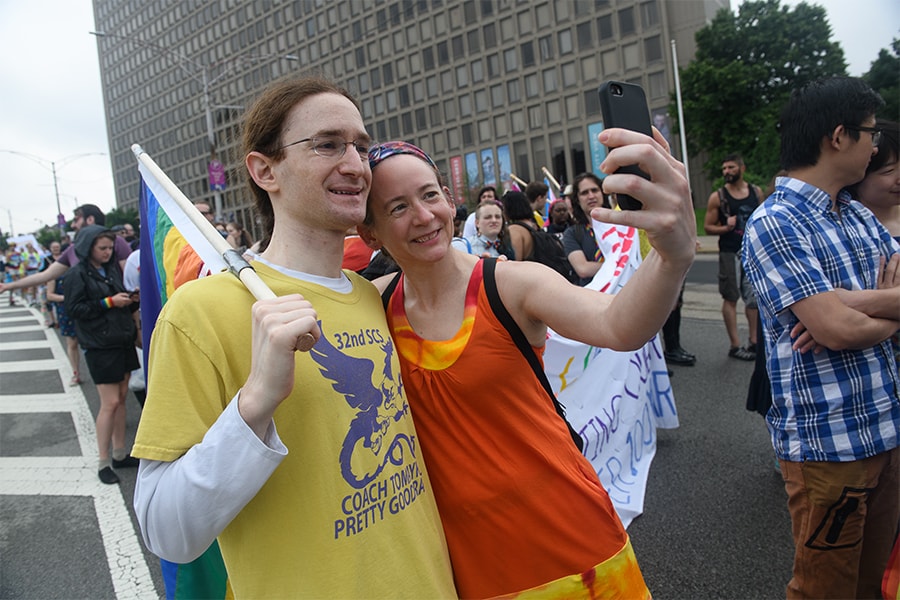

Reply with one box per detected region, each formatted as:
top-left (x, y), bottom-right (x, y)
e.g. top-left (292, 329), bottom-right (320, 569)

top-left (131, 77), bottom-right (455, 598)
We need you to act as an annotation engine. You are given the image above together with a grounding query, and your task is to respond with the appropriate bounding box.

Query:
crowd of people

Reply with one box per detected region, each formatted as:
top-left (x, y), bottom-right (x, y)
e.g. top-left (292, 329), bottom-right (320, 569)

top-left (3, 73), bottom-right (897, 598)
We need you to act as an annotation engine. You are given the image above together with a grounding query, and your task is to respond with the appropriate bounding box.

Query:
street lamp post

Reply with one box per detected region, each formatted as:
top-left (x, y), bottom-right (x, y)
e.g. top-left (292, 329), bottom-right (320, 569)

top-left (0, 150), bottom-right (106, 236)
top-left (90, 31), bottom-right (298, 221)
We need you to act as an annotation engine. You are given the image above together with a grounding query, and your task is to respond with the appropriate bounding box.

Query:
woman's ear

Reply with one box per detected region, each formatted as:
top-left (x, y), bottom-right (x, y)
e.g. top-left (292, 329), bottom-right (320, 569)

top-left (246, 151), bottom-right (279, 192)
top-left (357, 224), bottom-right (383, 250)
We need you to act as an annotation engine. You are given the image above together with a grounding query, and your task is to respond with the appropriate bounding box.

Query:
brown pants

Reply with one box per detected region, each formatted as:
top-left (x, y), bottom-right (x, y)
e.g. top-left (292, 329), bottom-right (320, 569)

top-left (780, 447), bottom-right (900, 599)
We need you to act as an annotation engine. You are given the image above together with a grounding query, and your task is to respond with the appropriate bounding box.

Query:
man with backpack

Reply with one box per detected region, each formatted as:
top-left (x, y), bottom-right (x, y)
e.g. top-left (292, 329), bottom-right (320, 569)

top-left (704, 153), bottom-right (763, 361)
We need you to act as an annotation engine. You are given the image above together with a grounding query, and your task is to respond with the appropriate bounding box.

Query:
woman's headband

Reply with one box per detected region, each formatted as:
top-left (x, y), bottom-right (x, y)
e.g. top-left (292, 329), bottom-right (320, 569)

top-left (368, 141), bottom-right (438, 172)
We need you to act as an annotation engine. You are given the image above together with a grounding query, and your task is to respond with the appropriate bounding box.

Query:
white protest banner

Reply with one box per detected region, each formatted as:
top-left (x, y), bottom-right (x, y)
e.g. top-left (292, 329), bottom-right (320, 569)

top-left (543, 220), bottom-right (678, 527)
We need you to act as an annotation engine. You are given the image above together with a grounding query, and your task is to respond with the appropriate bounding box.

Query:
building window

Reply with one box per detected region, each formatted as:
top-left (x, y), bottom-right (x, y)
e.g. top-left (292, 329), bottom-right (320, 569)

top-left (529, 105), bottom-right (543, 128)
top-left (459, 94), bottom-right (472, 117)
top-left (416, 107), bottom-right (427, 129)
top-left (517, 10), bottom-right (532, 32)
top-left (623, 42), bottom-right (640, 71)
top-left (648, 70), bottom-right (667, 99)
top-left (444, 98), bottom-right (457, 120)
top-left (487, 54), bottom-right (501, 78)
top-left (452, 35), bottom-right (465, 59)
top-left (524, 73), bottom-right (539, 98)
top-left (641, 1), bottom-right (660, 27)
top-left (561, 62), bottom-right (576, 87)
top-left (471, 58), bottom-right (484, 82)
top-left (644, 35), bottom-right (662, 63)
top-left (490, 84), bottom-right (504, 108)
top-left (423, 47), bottom-right (434, 70)
top-left (535, 3), bottom-right (550, 25)
top-left (474, 89), bottom-right (488, 112)
top-left (581, 55), bottom-right (597, 82)
top-left (507, 79), bottom-right (521, 103)
top-left (448, 128), bottom-right (460, 149)
top-left (456, 64), bottom-right (469, 87)
top-left (438, 41), bottom-right (449, 65)
top-left (584, 89), bottom-right (600, 116)
top-left (576, 21), bottom-right (592, 50)
top-left (565, 95), bottom-right (580, 120)
top-left (547, 99), bottom-right (561, 124)
top-left (542, 67), bottom-right (557, 92)
top-left (618, 7), bottom-right (635, 36)
top-left (494, 114), bottom-right (508, 137)
top-left (558, 29), bottom-right (573, 54)
top-left (441, 69), bottom-right (454, 92)
top-left (430, 103), bottom-right (442, 126)
top-left (538, 35), bottom-right (553, 61)
top-left (478, 119), bottom-right (491, 141)
top-left (511, 110), bottom-right (525, 133)
top-left (462, 123), bottom-right (474, 146)
top-left (601, 48), bottom-right (618, 75)
top-left (464, 0), bottom-right (477, 24)
top-left (467, 29), bottom-right (480, 52)
top-left (521, 41), bottom-right (535, 68)
top-left (432, 131), bottom-right (446, 153)
top-left (426, 74), bottom-right (438, 97)
top-left (483, 22), bottom-right (496, 48)
top-left (504, 48), bottom-right (518, 72)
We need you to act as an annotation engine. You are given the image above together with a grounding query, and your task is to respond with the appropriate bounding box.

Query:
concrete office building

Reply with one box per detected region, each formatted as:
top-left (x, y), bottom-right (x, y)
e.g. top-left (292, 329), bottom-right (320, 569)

top-left (93, 0), bottom-right (726, 238)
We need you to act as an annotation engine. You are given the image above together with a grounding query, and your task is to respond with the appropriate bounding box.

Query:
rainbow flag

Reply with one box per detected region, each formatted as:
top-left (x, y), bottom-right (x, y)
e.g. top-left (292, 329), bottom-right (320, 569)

top-left (138, 167), bottom-right (232, 600)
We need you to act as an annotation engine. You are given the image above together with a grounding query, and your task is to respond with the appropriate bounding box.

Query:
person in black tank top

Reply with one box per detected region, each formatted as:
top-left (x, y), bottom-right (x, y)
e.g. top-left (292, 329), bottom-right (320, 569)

top-left (703, 153), bottom-right (763, 361)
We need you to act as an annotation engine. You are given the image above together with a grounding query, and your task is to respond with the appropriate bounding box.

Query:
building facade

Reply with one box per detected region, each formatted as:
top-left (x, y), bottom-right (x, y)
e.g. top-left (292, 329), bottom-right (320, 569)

top-left (93, 0), bottom-right (726, 239)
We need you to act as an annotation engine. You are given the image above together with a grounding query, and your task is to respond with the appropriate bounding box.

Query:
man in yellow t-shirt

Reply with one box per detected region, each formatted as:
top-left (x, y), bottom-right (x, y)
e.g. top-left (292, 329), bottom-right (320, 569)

top-left (132, 77), bottom-right (455, 598)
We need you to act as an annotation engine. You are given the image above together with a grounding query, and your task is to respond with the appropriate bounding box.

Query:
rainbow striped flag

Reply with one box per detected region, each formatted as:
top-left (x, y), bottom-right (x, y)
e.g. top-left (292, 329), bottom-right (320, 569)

top-left (138, 167), bottom-right (232, 600)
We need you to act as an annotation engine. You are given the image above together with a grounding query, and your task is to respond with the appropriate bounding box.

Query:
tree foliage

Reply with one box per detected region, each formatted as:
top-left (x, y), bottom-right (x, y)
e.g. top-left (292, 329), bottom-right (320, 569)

top-left (863, 39), bottom-right (900, 123)
top-left (675, 0), bottom-right (847, 184)
top-left (105, 206), bottom-right (140, 228)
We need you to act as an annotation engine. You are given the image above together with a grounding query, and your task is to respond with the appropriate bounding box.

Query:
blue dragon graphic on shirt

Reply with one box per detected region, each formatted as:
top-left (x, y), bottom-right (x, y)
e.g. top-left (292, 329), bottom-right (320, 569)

top-left (309, 322), bottom-right (416, 489)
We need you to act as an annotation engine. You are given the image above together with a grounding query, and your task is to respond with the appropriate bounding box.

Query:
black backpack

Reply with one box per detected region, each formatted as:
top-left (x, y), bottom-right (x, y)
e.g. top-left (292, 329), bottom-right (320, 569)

top-left (509, 222), bottom-right (578, 283)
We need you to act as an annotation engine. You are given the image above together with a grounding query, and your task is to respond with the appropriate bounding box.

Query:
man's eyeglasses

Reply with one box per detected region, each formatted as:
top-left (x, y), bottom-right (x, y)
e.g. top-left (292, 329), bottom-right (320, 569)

top-left (279, 135), bottom-right (371, 159)
top-left (845, 125), bottom-right (882, 147)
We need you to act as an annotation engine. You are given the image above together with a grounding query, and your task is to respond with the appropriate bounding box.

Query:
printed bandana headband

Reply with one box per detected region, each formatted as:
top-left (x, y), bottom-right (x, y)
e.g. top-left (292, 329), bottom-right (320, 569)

top-left (368, 140), bottom-right (438, 172)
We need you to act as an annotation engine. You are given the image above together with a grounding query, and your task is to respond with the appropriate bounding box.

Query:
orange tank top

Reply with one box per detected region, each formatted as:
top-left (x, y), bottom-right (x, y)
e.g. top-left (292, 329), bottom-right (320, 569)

top-left (387, 260), bottom-right (630, 598)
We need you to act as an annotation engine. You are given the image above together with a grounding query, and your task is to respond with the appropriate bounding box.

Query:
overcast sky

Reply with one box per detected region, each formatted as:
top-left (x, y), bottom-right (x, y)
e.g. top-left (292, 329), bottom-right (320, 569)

top-left (0, 0), bottom-right (897, 238)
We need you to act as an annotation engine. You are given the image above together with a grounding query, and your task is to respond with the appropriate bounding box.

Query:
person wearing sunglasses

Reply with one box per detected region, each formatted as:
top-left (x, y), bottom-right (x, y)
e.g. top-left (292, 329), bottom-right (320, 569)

top-left (742, 77), bottom-right (900, 600)
top-left (131, 77), bottom-right (455, 598)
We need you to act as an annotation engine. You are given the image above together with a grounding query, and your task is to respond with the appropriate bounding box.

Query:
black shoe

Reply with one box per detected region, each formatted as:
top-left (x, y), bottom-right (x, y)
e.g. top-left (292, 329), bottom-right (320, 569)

top-left (98, 466), bottom-right (120, 484)
top-left (664, 348), bottom-right (696, 366)
top-left (112, 454), bottom-right (139, 469)
top-left (728, 346), bottom-right (756, 361)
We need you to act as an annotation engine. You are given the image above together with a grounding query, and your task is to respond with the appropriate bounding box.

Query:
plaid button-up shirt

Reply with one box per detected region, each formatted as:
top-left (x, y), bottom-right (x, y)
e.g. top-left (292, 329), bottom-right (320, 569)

top-left (742, 177), bottom-right (900, 462)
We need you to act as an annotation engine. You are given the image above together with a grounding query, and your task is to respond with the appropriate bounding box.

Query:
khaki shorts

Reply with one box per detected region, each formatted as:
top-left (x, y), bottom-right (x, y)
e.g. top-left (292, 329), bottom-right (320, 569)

top-left (718, 251), bottom-right (757, 307)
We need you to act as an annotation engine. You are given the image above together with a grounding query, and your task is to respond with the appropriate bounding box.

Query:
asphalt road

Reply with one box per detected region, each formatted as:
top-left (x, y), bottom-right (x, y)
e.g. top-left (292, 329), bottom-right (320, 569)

top-left (0, 252), bottom-right (794, 599)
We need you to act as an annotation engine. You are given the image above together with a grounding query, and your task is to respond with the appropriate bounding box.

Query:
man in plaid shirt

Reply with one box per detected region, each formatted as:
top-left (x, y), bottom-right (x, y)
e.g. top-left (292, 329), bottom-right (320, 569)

top-left (743, 77), bottom-right (900, 599)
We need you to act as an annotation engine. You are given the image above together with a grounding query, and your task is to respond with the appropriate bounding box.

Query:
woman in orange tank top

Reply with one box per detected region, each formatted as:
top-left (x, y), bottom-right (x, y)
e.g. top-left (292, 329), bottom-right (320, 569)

top-left (358, 136), bottom-right (695, 598)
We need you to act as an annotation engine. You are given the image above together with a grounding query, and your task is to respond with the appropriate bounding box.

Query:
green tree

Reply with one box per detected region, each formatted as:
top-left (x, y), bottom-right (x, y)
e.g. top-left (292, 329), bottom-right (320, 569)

top-left (105, 206), bottom-right (140, 228)
top-left (675, 0), bottom-right (847, 184)
top-left (863, 39), bottom-right (900, 122)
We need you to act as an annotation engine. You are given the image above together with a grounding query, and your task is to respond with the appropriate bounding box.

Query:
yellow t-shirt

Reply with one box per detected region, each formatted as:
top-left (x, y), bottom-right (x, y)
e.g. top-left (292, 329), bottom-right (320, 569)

top-left (134, 263), bottom-right (456, 598)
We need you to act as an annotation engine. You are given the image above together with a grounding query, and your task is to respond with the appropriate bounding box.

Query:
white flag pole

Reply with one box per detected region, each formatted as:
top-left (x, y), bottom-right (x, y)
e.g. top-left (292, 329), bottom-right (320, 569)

top-left (132, 143), bottom-right (316, 351)
top-left (541, 166), bottom-right (562, 194)
top-left (670, 40), bottom-right (691, 191)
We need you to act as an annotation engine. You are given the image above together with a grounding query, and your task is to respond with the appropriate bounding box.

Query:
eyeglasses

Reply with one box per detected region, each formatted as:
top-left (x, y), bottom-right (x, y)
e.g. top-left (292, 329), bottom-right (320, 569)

top-left (279, 135), bottom-right (371, 159)
top-left (845, 125), bottom-right (882, 147)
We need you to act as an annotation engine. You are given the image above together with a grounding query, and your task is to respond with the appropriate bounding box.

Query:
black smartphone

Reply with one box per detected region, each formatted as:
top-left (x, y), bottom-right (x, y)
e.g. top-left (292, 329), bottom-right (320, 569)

top-left (598, 81), bottom-right (653, 210)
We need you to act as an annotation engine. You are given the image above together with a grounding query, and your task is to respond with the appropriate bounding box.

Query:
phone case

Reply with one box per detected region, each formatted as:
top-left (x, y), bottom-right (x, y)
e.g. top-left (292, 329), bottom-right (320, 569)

top-left (598, 81), bottom-right (653, 210)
